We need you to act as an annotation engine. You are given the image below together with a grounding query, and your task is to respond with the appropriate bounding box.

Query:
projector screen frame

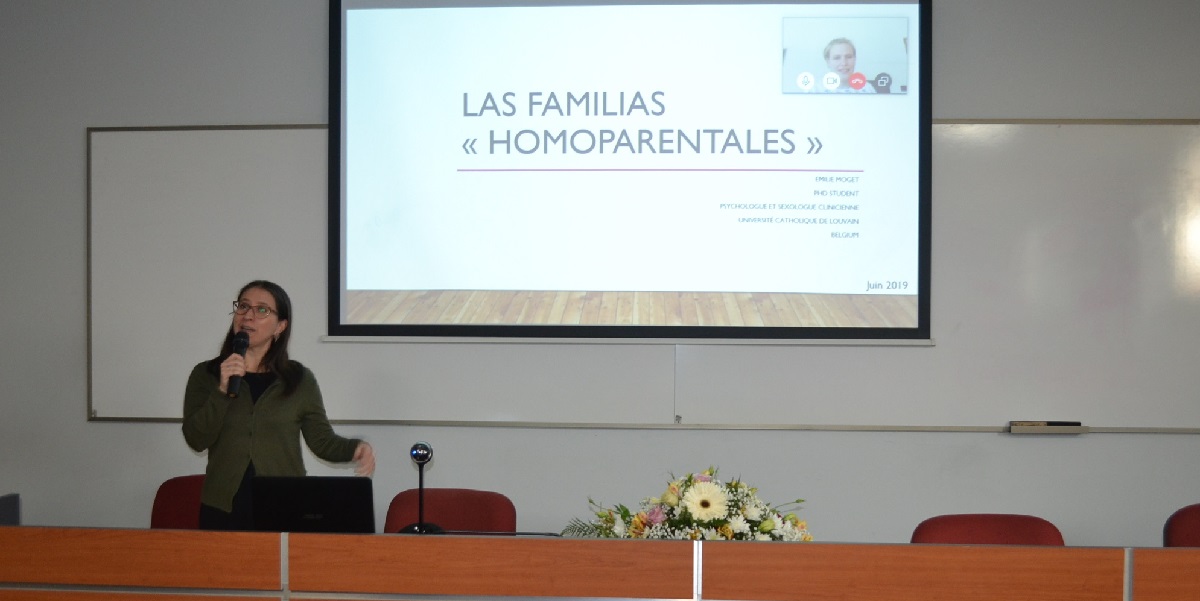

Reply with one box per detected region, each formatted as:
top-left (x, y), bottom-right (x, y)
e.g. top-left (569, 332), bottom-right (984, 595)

top-left (327, 0), bottom-right (932, 342)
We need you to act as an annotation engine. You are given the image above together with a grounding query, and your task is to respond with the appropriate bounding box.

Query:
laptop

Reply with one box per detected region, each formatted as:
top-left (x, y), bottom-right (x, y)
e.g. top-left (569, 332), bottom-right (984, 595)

top-left (251, 476), bottom-right (375, 534)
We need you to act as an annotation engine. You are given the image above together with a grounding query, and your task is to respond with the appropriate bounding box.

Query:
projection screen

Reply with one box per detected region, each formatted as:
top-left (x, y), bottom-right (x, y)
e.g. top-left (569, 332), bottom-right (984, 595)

top-left (329, 0), bottom-right (931, 341)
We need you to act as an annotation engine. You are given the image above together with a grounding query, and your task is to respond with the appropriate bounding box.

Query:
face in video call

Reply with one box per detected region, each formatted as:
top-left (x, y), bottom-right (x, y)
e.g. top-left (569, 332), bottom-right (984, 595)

top-left (824, 39), bottom-right (857, 87)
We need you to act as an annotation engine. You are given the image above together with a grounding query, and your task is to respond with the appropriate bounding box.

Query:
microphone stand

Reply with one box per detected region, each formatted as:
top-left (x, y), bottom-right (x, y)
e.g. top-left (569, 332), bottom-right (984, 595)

top-left (399, 442), bottom-right (443, 534)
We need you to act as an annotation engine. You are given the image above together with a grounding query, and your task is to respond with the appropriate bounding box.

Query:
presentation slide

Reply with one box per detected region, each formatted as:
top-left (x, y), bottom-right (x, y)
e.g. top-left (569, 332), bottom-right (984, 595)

top-left (335, 1), bottom-right (927, 338)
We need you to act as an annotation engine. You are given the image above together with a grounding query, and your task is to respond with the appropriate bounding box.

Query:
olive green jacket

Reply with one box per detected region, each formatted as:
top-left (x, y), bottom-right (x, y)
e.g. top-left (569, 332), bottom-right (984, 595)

top-left (182, 361), bottom-right (360, 512)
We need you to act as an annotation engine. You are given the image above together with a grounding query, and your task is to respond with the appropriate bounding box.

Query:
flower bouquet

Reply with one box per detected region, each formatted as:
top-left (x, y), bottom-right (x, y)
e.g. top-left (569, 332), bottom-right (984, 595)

top-left (562, 467), bottom-right (813, 541)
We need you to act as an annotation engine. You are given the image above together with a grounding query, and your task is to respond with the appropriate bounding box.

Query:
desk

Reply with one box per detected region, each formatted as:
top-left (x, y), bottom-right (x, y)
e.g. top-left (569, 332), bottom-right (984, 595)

top-left (1133, 548), bottom-right (1200, 601)
top-left (2, 526), bottom-right (1198, 600)
top-left (288, 534), bottom-right (693, 597)
top-left (0, 526), bottom-right (691, 600)
top-left (703, 541), bottom-right (1124, 601)
top-left (0, 527), bottom-right (278, 600)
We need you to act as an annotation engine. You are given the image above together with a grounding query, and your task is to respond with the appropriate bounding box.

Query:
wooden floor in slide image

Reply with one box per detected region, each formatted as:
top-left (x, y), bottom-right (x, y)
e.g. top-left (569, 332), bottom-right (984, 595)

top-left (344, 289), bottom-right (918, 328)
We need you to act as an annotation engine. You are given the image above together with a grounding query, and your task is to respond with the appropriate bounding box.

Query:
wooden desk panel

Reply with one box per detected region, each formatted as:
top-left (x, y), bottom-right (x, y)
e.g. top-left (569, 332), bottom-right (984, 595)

top-left (0, 526), bottom-right (280, 591)
top-left (288, 534), bottom-right (693, 598)
top-left (1133, 548), bottom-right (1200, 601)
top-left (702, 542), bottom-right (1124, 601)
top-left (0, 593), bottom-right (274, 601)
top-left (9, 527), bottom-right (1197, 601)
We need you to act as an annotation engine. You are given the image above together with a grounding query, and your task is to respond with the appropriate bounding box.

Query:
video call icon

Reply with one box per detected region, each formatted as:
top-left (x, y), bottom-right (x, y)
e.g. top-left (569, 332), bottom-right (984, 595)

top-left (874, 72), bottom-right (893, 93)
top-left (796, 72), bottom-right (816, 91)
top-left (821, 72), bottom-right (840, 91)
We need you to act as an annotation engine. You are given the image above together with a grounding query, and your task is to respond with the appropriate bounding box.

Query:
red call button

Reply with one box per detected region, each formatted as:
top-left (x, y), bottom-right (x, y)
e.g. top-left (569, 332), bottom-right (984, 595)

top-left (849, 72), bottom-right (868, 90)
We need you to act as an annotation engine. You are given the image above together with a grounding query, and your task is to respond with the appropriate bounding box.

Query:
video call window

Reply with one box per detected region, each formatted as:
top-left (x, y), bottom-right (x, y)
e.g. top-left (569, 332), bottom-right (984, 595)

top-left (782, 17), bottom-right (910, 94)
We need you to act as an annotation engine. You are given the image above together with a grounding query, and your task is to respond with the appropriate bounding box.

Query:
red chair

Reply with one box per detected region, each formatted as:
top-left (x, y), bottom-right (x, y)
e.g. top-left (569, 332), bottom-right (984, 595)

top-left (383, 488), bottom-right (516, 534)
top-left (150, 474), bottom-right (205, 529)
top-left (911, 513), bottom-right (1065, 545)
top-left (1163, 503), bottom-right (1200, 547)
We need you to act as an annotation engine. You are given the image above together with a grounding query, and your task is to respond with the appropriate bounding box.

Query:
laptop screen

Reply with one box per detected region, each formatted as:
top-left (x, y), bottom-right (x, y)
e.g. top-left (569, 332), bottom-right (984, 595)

top-left (251, 476), bottom-right (375, 534)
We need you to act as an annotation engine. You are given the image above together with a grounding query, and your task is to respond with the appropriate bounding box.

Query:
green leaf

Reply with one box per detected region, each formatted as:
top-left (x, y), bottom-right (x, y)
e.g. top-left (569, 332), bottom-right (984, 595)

top-left (561, 517), bottom-right (609, 538)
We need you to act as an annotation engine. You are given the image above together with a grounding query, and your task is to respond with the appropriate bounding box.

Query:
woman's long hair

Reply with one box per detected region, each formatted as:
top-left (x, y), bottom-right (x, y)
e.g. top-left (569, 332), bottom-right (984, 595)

top-left (207, 279), bottom-right (300, 395)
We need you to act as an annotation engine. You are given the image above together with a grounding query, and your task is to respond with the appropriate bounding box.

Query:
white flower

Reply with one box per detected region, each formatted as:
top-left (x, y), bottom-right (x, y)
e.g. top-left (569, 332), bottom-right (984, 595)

top-left (612, 518), bottom-right (626, 537)
top-left (743, 502), bottom-right (763, 521)
top-left (682, 481), bottom-right (728, 521)
top-left (728, 514), bottom-right (750, 534)
top-left (769, 514), bottom-right (787, 537)
top-left (754, 532), bottom-right (773, 542)
top-left (780, 526), bottom-right (804, 541)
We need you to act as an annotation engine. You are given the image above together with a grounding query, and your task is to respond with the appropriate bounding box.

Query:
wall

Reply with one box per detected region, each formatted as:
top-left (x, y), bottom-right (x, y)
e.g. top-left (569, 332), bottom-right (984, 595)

top-left (2, 0), bottom-right (1199, 547)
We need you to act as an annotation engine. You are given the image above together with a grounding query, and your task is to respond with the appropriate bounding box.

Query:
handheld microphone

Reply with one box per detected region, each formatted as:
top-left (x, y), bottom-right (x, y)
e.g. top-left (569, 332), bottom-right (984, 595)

top-left (400, 441), bottom-right (443, 534)
top-left (226, 331), bottom-right (250, 398)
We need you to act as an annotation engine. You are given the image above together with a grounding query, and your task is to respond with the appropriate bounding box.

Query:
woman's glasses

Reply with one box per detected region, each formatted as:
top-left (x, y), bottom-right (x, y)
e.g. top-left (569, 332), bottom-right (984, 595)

top-left (231, 301), bottom-right (277, 319)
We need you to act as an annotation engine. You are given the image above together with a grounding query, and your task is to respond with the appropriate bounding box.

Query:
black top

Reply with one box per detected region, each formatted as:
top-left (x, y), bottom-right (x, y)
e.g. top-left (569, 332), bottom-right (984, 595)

top-left (244, 372), bottom-right (277, 403)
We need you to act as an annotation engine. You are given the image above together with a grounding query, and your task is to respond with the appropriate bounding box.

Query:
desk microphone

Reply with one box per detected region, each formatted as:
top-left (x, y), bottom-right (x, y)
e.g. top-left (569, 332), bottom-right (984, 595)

top-left (399, 441), bottom-right (443, 534)
top-left (226, 331), bottom-right (250, 398)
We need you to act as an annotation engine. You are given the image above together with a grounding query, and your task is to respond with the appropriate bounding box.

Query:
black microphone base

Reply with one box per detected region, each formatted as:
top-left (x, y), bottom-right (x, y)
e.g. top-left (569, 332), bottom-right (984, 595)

top-left (398, 522), bottom-right (445, 534)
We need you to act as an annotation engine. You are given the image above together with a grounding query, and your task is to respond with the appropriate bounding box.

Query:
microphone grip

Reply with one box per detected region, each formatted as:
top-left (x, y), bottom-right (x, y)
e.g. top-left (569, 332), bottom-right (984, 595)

top-left (227, 374), bottom-right (243, 398)
top-left (227, 332), bottom-right (250, 398)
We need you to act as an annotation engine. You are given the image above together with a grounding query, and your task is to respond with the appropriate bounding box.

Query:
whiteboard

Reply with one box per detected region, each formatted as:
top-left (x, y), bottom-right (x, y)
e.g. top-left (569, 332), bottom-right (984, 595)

top-left (87, 126), bottom-right (675, 425)
top-left (88, 124), bottom-right (1200, 428)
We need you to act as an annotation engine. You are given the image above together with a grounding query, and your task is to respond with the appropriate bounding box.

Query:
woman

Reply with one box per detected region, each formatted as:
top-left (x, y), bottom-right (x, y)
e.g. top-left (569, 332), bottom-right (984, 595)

top-left (182, 280), bottom-right (375, 530)
top-left (823, 37), bottom-right (874, 93)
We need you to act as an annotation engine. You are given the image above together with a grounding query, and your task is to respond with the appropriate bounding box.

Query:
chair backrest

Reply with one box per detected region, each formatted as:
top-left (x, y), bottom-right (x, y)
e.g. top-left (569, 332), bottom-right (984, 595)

top-left (1163, 503), bottom-right (1200, 547)
top-left (910, 513), bottom-right (1065, 545)
top-left (383, 488), bottom-right (516, 534)
top-left (150, 474), bottom-right (205, 529)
